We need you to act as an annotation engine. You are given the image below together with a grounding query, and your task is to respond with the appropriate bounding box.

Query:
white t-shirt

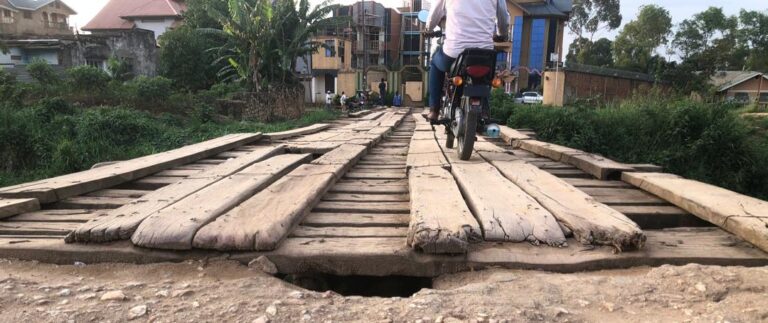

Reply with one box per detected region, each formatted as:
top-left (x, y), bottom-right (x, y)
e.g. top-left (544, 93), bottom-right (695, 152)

top-left (325, 93), bottom-right (332, 104)
top-left (340, 94), bottom-right (347, 105)
top-left (426, 0), bottom-right (510, 58)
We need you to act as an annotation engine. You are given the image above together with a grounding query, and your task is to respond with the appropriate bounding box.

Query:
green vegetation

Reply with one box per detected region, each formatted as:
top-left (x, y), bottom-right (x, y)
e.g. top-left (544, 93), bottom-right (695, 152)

top-left (0, 99), bottom-right (335, 187)
top-left (491, 90), bottom-right (768, 199)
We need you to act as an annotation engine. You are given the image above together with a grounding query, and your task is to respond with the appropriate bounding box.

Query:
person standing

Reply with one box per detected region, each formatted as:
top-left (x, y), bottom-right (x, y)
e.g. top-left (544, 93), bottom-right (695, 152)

top-left (378, 78), bottom-right (387, 106)
top-left (340, 91), bottom-right (348, 111)
top-left (325, 91), bottom-right (333, 110)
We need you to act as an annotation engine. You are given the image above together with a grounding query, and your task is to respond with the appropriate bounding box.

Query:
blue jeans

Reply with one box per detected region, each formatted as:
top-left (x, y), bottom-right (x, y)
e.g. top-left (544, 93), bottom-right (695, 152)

top-left (429, 47), bottom-right (456, 109)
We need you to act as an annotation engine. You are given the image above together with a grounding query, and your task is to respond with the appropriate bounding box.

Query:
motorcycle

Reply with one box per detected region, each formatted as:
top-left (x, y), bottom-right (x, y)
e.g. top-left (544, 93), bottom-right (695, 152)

top-left (425, 30), bottom-right (504, 160)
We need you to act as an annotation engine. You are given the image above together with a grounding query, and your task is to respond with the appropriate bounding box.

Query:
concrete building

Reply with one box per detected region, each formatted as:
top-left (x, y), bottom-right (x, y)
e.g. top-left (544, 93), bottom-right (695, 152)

top-left (500, 0), bottom-right (572, 93)
top-left (83, 0), bottom-right (186, 40)
top-left (0, 0), bottom-right (76, 36)
top-left (711, 71), bottom-right (768, 106)
top-left (306, 35), bottom-right (356, 104)
top-left (1, 30), bottom-right (159, 80)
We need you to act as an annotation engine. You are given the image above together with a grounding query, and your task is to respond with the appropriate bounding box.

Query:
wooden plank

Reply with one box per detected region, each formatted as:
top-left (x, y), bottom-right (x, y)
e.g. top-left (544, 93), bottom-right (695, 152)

top-left (623, 172), bottom-right (768, 253)
top-left (85, 189), bottom-right (151, 199)
top-left (264, 123), bottom-right (332, 140)
top-left (66, 145), bottom-right (285, 243)
top-left (121, 176), bottom-right (180, 190)
top-left (152, 169), bottom-right (202, 177)
top-left (131, 154), bottom-right (311, 250)
top-left (0, 133), bottom-right (263, 203)
top-left (354, 164), bottom-right (407, 170)
top-left (451, 162), bottom-right (566, 245)
top-left (194, 159), bottom-right (225, 165)
top-left (291, 226), bottom-right (407, 238)
top-left (192, 163), bottom-right (342, 251)
top-left (330, 183), bottom-right (409, 195)
top-left (215, 151), bottom-right (250, 159)
top-left (406, 136), bottom-right (450, 170)
top-left (302, 213), bottom-right (408, 227)
top-left (562, 178), bottom-right (632, 188)
top-left (498, 126), bottom-right (531, 144)
top-left (0, 222), bottom-right (79, 236)
top-left (0, 198), bottom-right (40, 220)
top-left (322, 193), bottom-right (409, 202)
top-left (345, 171), bottom-right (406, 180)
top-left (580, 187), bottom-right (669, 206)
top-left (53, 196), bottom-right (133, 209)
top-left (407, 166), bottom-right (483, 254)
top-left (544, 168), bottom-right (593, 178)
top-left (493, 160), bottom-right (646, 251)
top-left (610, 206), bottom-right (712, 229)
top-left (312, 144), bottom-right (368, 176)
top-left (6, 209), bottom-right (103, 223)
top-left (315, 201), bottom-right (409, 214)
top-left (561, 153), bottom-right (635, 180)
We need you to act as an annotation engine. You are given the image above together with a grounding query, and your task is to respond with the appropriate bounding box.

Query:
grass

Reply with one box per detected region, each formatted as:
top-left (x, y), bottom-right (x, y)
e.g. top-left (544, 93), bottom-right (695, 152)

top-left (0, 102), bottom-right (337, 188)
top-left (490, 90), bottom-right (768, 200)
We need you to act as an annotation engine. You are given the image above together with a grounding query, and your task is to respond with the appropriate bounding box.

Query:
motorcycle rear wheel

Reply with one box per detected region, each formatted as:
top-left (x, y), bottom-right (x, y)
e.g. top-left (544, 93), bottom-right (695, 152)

top-left (456, 108), bottom-right (478, 160)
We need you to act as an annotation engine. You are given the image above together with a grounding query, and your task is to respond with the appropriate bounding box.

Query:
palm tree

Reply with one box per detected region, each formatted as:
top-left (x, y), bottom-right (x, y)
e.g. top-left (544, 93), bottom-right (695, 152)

top-left (203, 0), bottom-right (343, 92)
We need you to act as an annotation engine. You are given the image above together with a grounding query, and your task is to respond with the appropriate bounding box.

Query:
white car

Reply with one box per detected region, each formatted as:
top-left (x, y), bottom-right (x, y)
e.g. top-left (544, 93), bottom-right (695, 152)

top-left (521, 92), bottom-right (543, 104)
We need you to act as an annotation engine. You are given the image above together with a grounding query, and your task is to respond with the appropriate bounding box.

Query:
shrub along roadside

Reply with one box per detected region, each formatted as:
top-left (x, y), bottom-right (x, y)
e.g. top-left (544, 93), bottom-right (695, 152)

top-left (0, 102), bottom-right (338, 188)
top-left (491, 91), bottom-right (768, 200)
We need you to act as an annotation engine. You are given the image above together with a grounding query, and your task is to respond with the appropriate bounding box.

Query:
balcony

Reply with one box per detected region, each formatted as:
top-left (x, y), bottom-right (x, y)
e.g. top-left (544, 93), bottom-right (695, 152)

top-left (1, 17), bottom-right (14, 24)
top-left (44, 21), bottom-right (70, 31)
top-left (354, 42), bottom-right (383, 54)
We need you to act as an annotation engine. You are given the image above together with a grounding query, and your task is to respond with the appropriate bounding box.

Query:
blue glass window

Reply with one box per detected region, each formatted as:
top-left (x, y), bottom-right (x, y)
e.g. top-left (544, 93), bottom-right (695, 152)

top-left (528, 19), bottom-right (546, 71)
top-left (510, 16), bottom-right (523, 66)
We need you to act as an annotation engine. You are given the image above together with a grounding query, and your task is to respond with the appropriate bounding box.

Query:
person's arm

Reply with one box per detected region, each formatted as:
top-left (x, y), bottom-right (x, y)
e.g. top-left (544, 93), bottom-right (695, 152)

top-left (426, 0), bottom-right (446, 32)
top-left (496, 0), bottom-right (511, 38)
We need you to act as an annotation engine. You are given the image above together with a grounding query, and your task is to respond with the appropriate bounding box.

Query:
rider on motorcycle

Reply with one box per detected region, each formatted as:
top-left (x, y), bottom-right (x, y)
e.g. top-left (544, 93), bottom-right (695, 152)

top-left (423, 0), bottom-right (510, 122)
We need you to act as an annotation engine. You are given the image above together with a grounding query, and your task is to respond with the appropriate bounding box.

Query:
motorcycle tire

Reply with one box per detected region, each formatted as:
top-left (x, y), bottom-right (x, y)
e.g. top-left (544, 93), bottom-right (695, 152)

top-left (456, 108), bottom-right (478, 161)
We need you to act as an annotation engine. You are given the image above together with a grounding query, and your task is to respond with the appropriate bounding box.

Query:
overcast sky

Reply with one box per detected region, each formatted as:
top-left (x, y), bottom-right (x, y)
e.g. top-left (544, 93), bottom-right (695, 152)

top-left (67, 0), bottom-right (766, 50)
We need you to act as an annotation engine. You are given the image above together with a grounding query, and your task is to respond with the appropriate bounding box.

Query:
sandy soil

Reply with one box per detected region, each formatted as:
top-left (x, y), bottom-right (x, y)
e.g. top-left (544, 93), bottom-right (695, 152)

top-left (0, 258), bottom-right (766, 322)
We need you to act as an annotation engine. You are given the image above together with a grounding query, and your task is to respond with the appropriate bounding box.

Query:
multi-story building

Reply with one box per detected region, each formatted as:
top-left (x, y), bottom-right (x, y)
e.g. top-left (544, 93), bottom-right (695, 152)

top-left (502, 0), bottom-right (572, 92)
top-left (0, 0), bottom-right (76, 37)
top-left (83, 0), bottom-right (186, 40)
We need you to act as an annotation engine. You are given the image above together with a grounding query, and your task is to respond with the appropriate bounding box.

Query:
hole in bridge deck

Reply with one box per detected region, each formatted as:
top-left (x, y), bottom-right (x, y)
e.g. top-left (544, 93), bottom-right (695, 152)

top-left (281, 274), bottom-right (432, 297)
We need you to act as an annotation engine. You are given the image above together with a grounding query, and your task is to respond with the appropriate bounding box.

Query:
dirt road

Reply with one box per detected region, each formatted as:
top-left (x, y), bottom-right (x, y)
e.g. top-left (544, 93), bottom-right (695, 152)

top-left (0, 259), bottom-right (766, 322)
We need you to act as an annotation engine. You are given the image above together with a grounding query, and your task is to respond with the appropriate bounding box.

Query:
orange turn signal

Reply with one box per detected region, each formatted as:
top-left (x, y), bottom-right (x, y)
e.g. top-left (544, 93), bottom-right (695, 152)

top-left (452, 76), bottom-right (464, 86)
top-left (492, 77), bottom-right (503, 88)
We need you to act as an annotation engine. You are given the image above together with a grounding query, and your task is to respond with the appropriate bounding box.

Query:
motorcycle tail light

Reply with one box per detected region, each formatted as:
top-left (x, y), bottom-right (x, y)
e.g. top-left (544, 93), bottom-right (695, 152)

top-left (466, 65), bottom-right (491, 78)
top-left (492, 77), bottom-right (503, 88)
top-left (452, 76), bottom-right (464, 86)
top-left (471, 98), bottom-right (481, 106)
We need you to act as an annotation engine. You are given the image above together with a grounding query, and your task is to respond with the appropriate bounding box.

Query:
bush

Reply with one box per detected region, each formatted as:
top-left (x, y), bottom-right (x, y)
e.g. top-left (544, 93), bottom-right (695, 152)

top-left (27, 59), bottom-right (60, 85)
top-left (125, 76), bottom-right (174, 109)
top-left (107, 56), bottom-right (133, 82)
top-left (68, 65), bottom-right (111, 92)
top-left (0, 69), bottom-right (19, 103)
top-left (497, 94), bottom-right (768, 199)
top-left (159, 26), bottom-right (222, 91)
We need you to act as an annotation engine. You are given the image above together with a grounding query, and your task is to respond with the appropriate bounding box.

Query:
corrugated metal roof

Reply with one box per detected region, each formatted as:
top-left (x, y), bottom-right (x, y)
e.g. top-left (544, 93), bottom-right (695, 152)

top-left (3, 0), bottom-right (76, 14)
top-left (565, 63), bottom-right (657, 82)
top-left (710, 71), bottom-right (768, 92)
top-left (516, 0), bottom-right (572, 17)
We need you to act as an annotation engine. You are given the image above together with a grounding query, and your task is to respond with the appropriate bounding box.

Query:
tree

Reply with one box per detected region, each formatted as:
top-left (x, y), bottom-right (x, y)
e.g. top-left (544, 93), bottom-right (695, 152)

top-left (738, 9), bottom-right (768, 72)
top-left (203, 0), bottom-right (341, 91)
top-left (613, 5), bottom-right (672, 73)
top-left (566, 37), bottom-right (614, 67)
top-left (673, 7), bottom-right (744, 74)
top-left (159, 26), bottom-right (222, 90)
top-left (568, 0), bottom-right (622, 41)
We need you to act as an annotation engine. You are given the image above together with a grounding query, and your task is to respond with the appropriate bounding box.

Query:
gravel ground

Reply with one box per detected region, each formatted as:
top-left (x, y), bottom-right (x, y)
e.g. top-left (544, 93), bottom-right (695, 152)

top-left (0, 258), bottom-right (766, 322)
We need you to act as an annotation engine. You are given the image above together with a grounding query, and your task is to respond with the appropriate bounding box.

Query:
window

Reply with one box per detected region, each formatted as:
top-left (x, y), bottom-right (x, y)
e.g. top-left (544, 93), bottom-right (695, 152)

top-left (338, 41), bottom-right (345, 64)
top-left (86, 59), bottom-right (104, 69)
top-left (733, 92), bottom-right (750, 102)
top-left (141, 17), bottom-right (165, 23)
top-left (325, 40), bottom-right (335, 57)
top-left (528, 19), bottom-right (547, 71)
top-left (510, 17), bottom-right (523, 67)
top-left (3, 10), bottom-right (11, 18)
top-left (23, 11), bottom-right (32, 19)
top-left (760, 92), bottom-right (768, 103)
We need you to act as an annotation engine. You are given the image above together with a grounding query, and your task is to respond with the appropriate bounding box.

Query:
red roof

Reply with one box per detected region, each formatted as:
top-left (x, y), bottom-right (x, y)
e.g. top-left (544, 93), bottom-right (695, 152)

top-left (83, 0), bottom-right (186, 31)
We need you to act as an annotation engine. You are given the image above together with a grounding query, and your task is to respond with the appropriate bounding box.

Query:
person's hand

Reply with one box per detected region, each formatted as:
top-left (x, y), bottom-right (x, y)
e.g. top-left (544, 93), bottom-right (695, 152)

top-left (422, 30), bottom-right (443, 38)
top-left (493, 35), bottom-right (509, 42)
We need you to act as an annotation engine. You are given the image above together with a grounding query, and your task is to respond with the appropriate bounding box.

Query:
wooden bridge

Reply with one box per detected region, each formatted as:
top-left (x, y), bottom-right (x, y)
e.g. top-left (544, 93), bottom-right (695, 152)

top-left (0, 108), bottom-right (766, 277)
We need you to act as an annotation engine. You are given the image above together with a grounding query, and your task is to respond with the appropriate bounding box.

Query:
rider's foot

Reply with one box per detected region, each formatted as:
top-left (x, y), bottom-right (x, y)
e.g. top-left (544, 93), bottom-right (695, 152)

top-left (421, 107), bottom-right (440, 122)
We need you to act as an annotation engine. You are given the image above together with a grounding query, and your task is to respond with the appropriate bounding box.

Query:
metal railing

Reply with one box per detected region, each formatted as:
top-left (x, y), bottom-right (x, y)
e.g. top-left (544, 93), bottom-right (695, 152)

top-left (43, 21), bottom-right (69, 30)
top-left (1, 17), bottom-right (14, 24)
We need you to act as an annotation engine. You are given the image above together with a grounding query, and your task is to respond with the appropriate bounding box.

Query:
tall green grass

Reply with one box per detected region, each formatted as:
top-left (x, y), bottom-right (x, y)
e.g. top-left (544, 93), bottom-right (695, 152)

top-left (491, 90), bottom-right (768, 199)
top-left (0, 100), bottom-right (337, 187)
